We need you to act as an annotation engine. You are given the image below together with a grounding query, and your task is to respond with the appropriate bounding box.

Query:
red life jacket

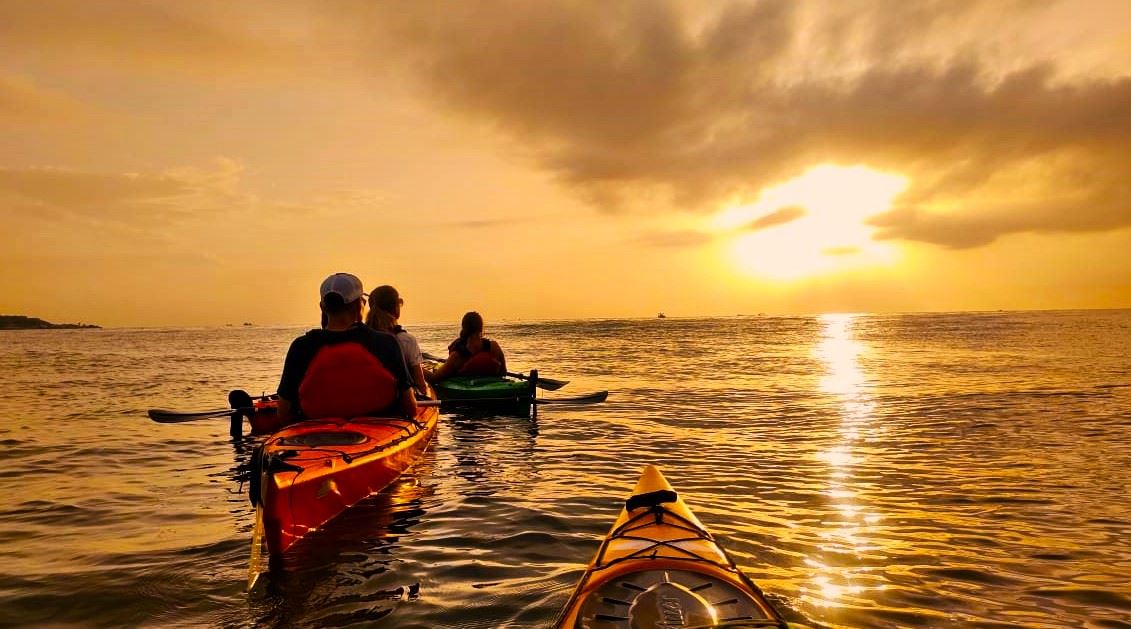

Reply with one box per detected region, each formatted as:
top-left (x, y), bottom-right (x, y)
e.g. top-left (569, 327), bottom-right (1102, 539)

top-left (298, 342), bottom-right (398, 418)
top-left (455, 339), bottom-right (504, 377)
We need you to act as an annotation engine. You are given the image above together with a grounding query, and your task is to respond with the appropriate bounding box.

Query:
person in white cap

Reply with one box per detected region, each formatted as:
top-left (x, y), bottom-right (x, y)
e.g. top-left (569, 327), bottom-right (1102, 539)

top-left (275, 272), bottom-right (417, 424)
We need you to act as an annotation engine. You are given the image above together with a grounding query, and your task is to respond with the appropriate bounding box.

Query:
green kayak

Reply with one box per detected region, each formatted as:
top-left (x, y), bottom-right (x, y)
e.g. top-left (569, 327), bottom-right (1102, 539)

top-left (432, 375), bottom-right (535, 405)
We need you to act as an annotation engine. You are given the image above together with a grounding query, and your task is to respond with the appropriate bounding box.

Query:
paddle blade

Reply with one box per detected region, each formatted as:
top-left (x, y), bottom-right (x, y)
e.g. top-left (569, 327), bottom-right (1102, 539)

top-left (148, 408), bottom-right (237, 423)
top-left (247, 505), bottom-right (267, 594)
top-left (516, 372), bottom-right (569, 391)
top-left (535, 390), bottom-right (608, 405)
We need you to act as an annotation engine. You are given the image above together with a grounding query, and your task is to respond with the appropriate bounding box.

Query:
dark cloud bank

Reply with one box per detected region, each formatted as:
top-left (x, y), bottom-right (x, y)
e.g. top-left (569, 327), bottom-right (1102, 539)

top-left (359, 0), bottom-right (1131, 249)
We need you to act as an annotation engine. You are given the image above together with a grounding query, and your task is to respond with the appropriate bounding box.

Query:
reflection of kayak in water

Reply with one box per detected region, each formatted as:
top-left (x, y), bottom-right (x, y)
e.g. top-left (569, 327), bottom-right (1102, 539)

top-left (554, 465), bottom-right (788, 628)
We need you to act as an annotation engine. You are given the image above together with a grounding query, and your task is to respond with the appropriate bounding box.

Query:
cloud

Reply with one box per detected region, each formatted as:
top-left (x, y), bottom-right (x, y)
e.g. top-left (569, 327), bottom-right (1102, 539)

top-left (746, 206), bottom-right (806, 232)
top-left (0, 75), bottom-right (86, 125)
top-left (0, 158), bottom-right (249, 226)
top-left (356, 0), bottom-right (1131, 247)
top-left (0, 1), bottom-right (308, 77)
top-left (445, 219), bottom-right (520, 230)
top-left (636, 229), bottom-right (715, 247)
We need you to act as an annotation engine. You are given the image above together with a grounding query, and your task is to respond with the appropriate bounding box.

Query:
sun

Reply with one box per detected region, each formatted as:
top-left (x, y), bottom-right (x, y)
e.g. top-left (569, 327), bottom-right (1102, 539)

top-left (713, 165), bottom-right (908, 280)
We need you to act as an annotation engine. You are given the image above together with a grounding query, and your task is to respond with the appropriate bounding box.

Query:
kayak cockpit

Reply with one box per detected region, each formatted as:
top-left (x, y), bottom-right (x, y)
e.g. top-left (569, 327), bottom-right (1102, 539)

top-left (573, 568), bottom-right (779, 628)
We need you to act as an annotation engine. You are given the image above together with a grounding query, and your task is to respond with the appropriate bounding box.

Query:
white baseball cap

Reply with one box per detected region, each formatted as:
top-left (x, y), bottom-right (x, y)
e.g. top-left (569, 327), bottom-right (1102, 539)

top-left (319, 272), bottom-right (366, 304)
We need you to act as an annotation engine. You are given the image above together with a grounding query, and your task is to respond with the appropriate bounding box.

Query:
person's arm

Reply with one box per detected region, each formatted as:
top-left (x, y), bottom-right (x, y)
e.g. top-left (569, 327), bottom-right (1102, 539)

top-left (402, 334), bottom-right (429, 396)
top-left (276, 397), bottom-right (295, 424)
top-left (411, 364), bottom-right (430, 396)
top-left (428, 350), bottom-right (464, 381)
top-left (398, 386), bottom-right (418, 417)
top-left (493, 343), bottom-right (507, 374)
top-left (276, 337), bottom-right (308, 424)
top-left (372, 330), bottom-right (416, 416)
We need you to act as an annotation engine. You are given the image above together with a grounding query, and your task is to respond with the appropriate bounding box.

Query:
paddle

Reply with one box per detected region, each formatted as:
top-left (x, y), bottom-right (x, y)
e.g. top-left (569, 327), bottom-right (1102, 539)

top-left (444, 390), bottom-right (609, 406)
top-left (247, 505), bottom-right (267, 594)
top-left (148, 407), bottom-right (252, 423)
top-left (534, 390), bottom-right (608, 405)
top-left (148, 400), bottom-right (443, 423)
top-left (422, 352), bottom-right (569, 391)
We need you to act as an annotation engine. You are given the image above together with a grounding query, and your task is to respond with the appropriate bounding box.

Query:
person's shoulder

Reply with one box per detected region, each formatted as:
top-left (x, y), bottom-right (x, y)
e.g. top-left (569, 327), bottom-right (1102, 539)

top-left (354, 324), bottom-right (399, 345)
top-left (398, 328), bottom-right (420, 343)
top-left (289, 328), bottom-right (323, 348)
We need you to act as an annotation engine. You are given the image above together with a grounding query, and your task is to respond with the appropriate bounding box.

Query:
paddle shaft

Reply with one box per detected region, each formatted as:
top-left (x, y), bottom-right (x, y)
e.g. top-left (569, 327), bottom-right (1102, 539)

top-left (148, 400), bottom-right (441, 423)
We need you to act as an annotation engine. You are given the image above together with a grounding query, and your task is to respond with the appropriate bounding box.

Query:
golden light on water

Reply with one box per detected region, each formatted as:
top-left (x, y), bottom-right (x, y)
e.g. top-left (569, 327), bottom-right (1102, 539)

top-left (714, 165), bottom-right (908, 280)
top-left (802, 313), bottom-right (886, 609)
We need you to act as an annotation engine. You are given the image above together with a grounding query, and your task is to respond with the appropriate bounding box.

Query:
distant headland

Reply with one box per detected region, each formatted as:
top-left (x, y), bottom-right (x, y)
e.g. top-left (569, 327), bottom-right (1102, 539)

top-left (0, 315), bottom-right (101, 330)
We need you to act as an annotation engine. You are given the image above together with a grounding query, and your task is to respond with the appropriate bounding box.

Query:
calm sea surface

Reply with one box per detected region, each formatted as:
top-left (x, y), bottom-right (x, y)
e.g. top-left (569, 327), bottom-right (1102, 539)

top-left (2, 311), bottom-right (1130, 628)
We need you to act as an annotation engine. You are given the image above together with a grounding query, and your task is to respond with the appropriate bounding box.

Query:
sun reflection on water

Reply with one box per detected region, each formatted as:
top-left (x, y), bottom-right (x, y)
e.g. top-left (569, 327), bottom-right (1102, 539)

top-left (802, 313), bottom-right (887, 612)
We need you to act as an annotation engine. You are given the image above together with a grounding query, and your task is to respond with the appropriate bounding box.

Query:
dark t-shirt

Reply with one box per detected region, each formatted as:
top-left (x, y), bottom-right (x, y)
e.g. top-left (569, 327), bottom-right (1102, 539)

top-left (278, 324), bottom-right (411, 410)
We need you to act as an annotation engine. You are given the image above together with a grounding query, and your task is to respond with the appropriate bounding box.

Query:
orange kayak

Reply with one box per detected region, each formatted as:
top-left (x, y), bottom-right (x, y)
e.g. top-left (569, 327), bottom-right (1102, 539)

top-left (554, 465), bottom-right (788, 628)
top-left (247, 393), bottom-right (439, 571)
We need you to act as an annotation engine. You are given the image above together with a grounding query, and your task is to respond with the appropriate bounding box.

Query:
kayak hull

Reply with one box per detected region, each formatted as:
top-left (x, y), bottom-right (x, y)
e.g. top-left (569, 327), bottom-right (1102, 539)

top-left (252, 400), bottom-right (439, 558)
top-left (554, 465), bottom-right (787, 628)
top-left (433, 375), bottom-right (536, 411)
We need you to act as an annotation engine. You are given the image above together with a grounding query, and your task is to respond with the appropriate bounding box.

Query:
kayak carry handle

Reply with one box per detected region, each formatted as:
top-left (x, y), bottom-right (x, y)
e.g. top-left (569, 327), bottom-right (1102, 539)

top-left (625, 489), bottom-right (677, 512)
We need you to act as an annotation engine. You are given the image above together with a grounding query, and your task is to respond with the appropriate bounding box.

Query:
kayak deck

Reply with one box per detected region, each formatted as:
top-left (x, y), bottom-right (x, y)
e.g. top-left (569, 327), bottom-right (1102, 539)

top-left (249, 399), bottom-right (440, 563)
top-left (555, 465), bottom-right (787, 628)
top-left (432, 375), bottom-right (535, 402)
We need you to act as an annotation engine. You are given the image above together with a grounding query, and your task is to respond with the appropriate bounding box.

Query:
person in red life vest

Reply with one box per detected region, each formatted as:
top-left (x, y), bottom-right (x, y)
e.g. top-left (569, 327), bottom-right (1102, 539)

top-left (427, 311), bottom-right (507, 381)
top-left (276, 273), bottom-right (417, 424)
top-left (365, 284), bottom-right (429, 397)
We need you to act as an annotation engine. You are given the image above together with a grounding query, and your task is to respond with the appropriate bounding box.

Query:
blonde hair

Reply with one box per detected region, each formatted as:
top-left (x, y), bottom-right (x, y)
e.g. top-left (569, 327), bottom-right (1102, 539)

top-left (365, 284), bottom-right (400, 332)
top-left (365, 306), bottom-right (397, 332)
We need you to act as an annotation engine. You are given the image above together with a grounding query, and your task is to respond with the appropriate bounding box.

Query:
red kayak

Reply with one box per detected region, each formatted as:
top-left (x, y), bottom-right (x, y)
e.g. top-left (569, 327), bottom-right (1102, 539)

top-left (246, 392), bottom-right (439, 586)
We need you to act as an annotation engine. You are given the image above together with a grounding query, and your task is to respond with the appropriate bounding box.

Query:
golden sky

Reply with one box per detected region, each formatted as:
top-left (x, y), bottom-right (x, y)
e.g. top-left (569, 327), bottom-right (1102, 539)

top-left (2, 1), bottom-right (1130, 326)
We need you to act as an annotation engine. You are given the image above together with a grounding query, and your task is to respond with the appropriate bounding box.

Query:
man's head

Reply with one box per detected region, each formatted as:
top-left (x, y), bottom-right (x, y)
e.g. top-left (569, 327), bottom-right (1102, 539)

top-left (319, 272), bottom-right (366, 321)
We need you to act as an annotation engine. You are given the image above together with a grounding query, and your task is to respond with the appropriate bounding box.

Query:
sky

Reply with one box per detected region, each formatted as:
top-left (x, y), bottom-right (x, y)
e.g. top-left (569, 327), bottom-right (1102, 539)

top-left (1, 0), bottom-right (1130, 327)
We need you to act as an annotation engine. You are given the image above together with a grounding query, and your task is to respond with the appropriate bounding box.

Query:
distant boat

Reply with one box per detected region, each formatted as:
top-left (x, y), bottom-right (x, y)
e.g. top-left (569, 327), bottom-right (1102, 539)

top-left (657, 312), bottom-right (667, 319)
top-left (243, 322), bottom-right (254, 326)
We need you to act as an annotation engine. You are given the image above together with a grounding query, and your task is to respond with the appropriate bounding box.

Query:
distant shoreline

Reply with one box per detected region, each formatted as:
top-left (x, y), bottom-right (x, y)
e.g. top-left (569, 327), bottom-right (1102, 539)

top-left (0, 315), bottom-right (101, 330)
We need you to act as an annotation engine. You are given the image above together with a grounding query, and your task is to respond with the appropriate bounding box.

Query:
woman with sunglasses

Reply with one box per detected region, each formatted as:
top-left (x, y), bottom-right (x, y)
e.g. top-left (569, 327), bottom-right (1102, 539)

top-left (366, 285), bottom-right (429, 396)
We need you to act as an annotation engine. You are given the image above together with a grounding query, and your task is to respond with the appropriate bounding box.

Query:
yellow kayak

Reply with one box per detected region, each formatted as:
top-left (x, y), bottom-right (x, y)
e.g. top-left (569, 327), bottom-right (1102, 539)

top-left (554, 465), bottom-right (788, 628)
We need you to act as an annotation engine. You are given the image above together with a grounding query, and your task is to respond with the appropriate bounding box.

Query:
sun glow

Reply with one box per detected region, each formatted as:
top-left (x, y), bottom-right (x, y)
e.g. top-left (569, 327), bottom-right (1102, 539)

top-left (714, 165), bottom-right (908, 280)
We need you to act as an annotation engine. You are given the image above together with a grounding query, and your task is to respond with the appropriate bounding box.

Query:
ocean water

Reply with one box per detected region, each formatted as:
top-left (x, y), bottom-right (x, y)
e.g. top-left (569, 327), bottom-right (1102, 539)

top-left (1, 311), bottom-right (1130, 628)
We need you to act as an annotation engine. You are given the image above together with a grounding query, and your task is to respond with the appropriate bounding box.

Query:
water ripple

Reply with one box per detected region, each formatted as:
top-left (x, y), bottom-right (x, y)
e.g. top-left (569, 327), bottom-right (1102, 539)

top-left (1, 312), bottom-right (1130, 627)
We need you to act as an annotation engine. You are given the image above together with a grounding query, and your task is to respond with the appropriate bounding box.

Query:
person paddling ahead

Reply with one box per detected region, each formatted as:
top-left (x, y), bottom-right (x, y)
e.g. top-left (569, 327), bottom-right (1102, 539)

top-left (428, 311), bottom-right (507, 381)
top-left (276, 273), bottom-right (417, 424)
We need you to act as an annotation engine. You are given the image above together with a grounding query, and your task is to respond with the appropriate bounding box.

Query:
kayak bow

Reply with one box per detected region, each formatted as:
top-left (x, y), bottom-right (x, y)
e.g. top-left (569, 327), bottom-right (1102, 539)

top-left (554, 465), bottom-right (787, 628)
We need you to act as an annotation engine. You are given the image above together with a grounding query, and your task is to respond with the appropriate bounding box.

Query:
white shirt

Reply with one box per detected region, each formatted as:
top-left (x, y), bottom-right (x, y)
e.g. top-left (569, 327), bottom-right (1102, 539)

top-left (395, 328), bottom-right (423, 368)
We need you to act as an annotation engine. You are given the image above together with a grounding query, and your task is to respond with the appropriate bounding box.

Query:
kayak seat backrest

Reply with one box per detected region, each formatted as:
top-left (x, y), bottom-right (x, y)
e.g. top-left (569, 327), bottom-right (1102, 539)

top-left (625, 489), bottom-right (678, 512)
